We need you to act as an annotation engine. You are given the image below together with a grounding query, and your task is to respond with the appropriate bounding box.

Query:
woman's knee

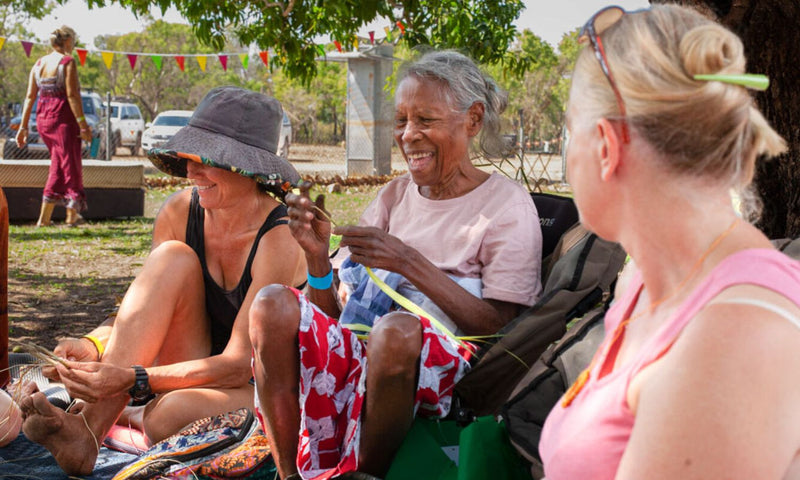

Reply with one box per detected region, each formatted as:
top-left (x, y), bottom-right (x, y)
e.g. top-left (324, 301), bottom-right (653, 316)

top-left (367, 313), bottom-right (422, 375)
top-left (249, 285), bottom-right (301, 349)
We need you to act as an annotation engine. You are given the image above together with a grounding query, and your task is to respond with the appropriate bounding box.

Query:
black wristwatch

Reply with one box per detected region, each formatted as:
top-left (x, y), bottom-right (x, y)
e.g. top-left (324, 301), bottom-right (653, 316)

top-left (128, 365), bottom-right (152, 402)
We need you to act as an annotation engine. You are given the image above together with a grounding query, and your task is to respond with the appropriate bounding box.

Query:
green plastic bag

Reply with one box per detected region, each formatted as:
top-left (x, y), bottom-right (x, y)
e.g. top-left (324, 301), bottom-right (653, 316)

top-left (386, 417), bottom-right (531, 480)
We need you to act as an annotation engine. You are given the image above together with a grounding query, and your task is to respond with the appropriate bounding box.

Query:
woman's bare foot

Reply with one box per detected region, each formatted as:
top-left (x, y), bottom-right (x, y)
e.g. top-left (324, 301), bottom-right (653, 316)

top-left (20, 390), bottom-right (98, 476)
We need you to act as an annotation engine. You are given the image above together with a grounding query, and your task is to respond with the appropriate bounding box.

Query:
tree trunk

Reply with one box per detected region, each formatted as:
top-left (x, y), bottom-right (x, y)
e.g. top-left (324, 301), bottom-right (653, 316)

top-left (654, 0), bottom-right (800, 238)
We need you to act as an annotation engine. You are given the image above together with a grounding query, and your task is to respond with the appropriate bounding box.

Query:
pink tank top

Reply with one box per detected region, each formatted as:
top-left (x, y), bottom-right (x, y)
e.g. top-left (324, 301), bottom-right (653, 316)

top-left (539, 248), bottom-right (800, 480)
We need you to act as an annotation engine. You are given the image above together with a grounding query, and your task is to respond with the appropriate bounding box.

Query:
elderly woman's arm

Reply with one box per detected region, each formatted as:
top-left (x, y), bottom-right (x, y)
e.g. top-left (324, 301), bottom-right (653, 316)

top-left (338, 225), bottom-right (523, 335)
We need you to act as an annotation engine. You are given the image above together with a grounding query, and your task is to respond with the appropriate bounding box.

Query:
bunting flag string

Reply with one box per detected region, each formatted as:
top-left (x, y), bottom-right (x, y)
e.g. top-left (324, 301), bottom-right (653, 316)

top-left (0, 20), bottom-right (410, 73)
top-left (21, 41), bottom-right (33, 57)
top-left (76, 48), bottom-right (88, 66)
top-left (101, 51), bottom-right (114, 69)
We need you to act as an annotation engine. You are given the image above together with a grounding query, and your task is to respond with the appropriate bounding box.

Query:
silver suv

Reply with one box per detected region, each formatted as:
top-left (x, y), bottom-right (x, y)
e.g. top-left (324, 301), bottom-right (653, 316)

top-left (109, 101), bottom-right (145, 155)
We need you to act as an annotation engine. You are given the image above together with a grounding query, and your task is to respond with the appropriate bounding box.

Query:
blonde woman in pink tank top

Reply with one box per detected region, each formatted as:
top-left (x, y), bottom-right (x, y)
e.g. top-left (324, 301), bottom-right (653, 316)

top-left (539, 5), bottom-right (800, 480)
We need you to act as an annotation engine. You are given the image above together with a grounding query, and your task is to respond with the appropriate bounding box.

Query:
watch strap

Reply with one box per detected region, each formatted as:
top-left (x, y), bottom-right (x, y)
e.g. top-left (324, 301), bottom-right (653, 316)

top-left (128, 365), bottom-right (151, 402)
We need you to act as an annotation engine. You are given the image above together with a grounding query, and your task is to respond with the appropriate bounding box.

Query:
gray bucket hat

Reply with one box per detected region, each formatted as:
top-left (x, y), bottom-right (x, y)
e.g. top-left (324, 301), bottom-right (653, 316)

top-left (148, 86), bottom-right (300, 191)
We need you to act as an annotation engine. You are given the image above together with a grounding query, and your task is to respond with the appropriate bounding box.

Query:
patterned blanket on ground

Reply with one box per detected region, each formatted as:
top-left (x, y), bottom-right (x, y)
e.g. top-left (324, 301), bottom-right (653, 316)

top-left (0, 433), bottom-right (138, 479)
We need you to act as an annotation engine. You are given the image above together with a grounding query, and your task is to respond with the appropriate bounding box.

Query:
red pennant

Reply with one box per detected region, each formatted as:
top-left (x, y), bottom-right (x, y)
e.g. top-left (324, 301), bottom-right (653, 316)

top-left (396, 21), bottom-right (406, 35)
top-left (218, 55), bottom-right (228, 71)
top-left (76, 48), bottom-right (88, 66)
top-left (333, 40), bottom-right (342, 53)
top-left (127, 54), bottom-right (137, 70)
top-left (175, 55), bottom-right (185, 71)
top-left (369, 31), bottom-right (375, 44)
top-left (259, 51), bottom-right (269, 67)
top-left (21, 41), bottom-right (33, 57)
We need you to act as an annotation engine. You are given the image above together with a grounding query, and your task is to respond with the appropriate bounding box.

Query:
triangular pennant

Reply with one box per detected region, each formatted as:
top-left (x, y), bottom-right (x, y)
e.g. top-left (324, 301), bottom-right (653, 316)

top-left (151, 55), bottom-right (163, 71)
top-left (353, 37), bottom-right (359, 51)
top-left (175, 56), bottom-right (185, 71)
top-left (101, 51), bottom-right (114, 69)
top-left (396, 21), bottom-right (406, 35)
top-left (259, 51), bottom-right (269, 67)
top-left (333, 40), bottom-right (342, 53)
top-left (369, 31), bottom-right (375, 44)
top-left (218, 55), bottom-right (227, 71)
top-left (21, 41), bottom-right (33, 57)
top-left (0, 37), bottom-right (6, 52)
top-left (238, 53), bottom-right (248, 70)
top-left (127, 53), bottom-right (137, 70)
top-left (384, 26), bottom-right (393, 42)
top-left (196, 55), bottom-right (207, 72)
top-left (76, 48), bottom-right (87, 66)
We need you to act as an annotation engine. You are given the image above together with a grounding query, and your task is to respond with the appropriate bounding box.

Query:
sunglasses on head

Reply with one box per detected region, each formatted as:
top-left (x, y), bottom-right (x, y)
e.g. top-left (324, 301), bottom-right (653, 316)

top-left (579, 5), bottom-right (630, 143)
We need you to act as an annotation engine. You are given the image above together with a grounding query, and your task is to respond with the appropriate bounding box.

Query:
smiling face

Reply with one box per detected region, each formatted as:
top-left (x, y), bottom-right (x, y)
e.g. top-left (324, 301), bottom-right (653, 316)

top-left (393, 76), bottom-right (477, 192)
top-left (185, 160), bottom-right (258, 210)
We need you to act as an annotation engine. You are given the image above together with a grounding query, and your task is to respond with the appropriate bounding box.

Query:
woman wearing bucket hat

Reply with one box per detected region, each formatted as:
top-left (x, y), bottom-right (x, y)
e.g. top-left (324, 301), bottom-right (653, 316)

top-left (19, 86), bottom-right (307, 476)
top-left (250, 50), bottom-right (543, 479)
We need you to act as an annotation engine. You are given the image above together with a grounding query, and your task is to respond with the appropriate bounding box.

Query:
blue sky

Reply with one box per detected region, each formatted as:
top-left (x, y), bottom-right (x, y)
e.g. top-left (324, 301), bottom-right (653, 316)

top-left (28, 0), bottom-right (650, 49)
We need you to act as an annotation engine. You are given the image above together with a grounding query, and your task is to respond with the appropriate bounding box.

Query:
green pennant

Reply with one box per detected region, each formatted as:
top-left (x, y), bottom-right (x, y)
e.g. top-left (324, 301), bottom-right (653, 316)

top-left (238, 53), bottom-right (249, 70)
top-left (151, 55), bottom-right (163, 71)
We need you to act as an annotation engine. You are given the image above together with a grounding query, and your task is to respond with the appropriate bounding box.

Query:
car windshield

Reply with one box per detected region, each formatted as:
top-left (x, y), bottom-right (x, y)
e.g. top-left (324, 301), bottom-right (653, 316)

top-left (153, 115), bottom-right (190, 127)
top-left (82, 97), bottom-right (96, 115)
top-left (111, 106), bottom-right (119, 117)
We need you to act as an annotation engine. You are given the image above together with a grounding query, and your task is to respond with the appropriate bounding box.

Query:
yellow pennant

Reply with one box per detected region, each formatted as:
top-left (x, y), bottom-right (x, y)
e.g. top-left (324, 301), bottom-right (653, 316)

top-left (196, 55), bottom-right (207, 72)
top-left (0, 37), bottom-right (5, 52)
top-left (101, 51), bottom-right (114, 69)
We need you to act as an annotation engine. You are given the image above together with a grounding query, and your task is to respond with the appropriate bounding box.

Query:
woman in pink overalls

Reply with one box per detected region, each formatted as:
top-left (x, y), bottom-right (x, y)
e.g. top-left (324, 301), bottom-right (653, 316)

top-left (16, 25), bottom-right (92, 226)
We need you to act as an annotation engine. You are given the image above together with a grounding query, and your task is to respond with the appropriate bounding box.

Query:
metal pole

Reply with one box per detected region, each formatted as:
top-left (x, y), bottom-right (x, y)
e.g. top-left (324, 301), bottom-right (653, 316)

top-left (105, 92), bottom-right (112, 161)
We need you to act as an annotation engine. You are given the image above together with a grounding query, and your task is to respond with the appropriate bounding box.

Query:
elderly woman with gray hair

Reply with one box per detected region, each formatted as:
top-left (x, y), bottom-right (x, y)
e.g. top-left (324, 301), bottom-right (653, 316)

top-left (249, 50), bottom-right (543, 479)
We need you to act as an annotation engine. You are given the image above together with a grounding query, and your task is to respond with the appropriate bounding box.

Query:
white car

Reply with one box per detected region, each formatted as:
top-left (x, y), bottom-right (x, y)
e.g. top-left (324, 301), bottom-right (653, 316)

top-left (141, 110), bottom-right (193, 152)
top-left (109, 102), bottom-right (145, 155)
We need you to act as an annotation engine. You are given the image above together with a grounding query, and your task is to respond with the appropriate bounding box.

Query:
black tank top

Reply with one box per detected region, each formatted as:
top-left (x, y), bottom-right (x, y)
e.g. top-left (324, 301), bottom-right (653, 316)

top-left (185, 188), bottom-right (288, 355)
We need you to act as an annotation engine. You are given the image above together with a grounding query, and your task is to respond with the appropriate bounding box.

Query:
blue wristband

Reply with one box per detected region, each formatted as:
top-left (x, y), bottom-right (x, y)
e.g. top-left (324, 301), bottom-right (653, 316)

top-left (307, 268), bottom-right (333, 290)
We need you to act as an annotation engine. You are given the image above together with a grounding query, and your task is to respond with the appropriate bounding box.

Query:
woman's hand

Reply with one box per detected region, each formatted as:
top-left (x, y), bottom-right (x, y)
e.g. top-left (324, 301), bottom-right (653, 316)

top-left (15, 128), bottom-right (28, 148)
top-left (79, 126), bottom-right (92, 142)
top-left (336, 225), bottom-right (411, 274)
top-left (54, 360), bottom-right (134, 403)
top-left (42, 337), bottom-right (99, 380)
top-left (287, 181), bottom-right (332, 259)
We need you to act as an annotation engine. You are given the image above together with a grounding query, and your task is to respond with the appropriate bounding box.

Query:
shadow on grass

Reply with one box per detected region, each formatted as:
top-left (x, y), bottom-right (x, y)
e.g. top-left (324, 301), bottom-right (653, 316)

top-left (7, 269), bottom-right (135, 350)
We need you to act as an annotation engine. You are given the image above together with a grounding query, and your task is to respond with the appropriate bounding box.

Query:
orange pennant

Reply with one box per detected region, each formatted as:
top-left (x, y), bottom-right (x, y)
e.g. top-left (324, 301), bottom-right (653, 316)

top-left (75, 48), bottom-right (87, 66)
top-left (175, 55), bottom-right (185, 71)
top-left (333, 40), bottom-right (342, 53)
top-left (259, 51), bottom-right (269, 67)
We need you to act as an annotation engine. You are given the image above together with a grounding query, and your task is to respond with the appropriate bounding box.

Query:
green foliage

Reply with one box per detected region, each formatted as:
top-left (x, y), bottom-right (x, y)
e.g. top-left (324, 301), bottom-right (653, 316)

top-left (498, 29), bottom-right (581, 149)
top-left (0, 2), bottom-right (56, 113)
top-left (84, 0), bottom-right (527, 84)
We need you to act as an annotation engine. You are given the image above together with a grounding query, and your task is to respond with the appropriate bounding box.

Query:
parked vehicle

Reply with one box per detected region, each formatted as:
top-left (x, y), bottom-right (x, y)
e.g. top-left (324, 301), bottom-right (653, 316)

top-left (109, 101), bottom-right (145, 155)
top-left (2, 91), bottom-right (107, 160)
top-left (140, 110), bottom-right (193, 152)
top-left (140, 109), bottom-right (292, 157)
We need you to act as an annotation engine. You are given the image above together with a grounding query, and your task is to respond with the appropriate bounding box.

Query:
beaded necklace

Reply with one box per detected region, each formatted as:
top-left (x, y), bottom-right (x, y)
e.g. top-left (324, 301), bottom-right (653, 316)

top-left (561, 218), bottom-right (740, 407)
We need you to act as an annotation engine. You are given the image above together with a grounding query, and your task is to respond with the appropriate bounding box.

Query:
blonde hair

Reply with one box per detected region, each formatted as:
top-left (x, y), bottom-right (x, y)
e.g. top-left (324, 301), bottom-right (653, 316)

top-left (50, 25), bottom-right (76, 48)
top-left (573, 4), bottom-right (786, 189)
